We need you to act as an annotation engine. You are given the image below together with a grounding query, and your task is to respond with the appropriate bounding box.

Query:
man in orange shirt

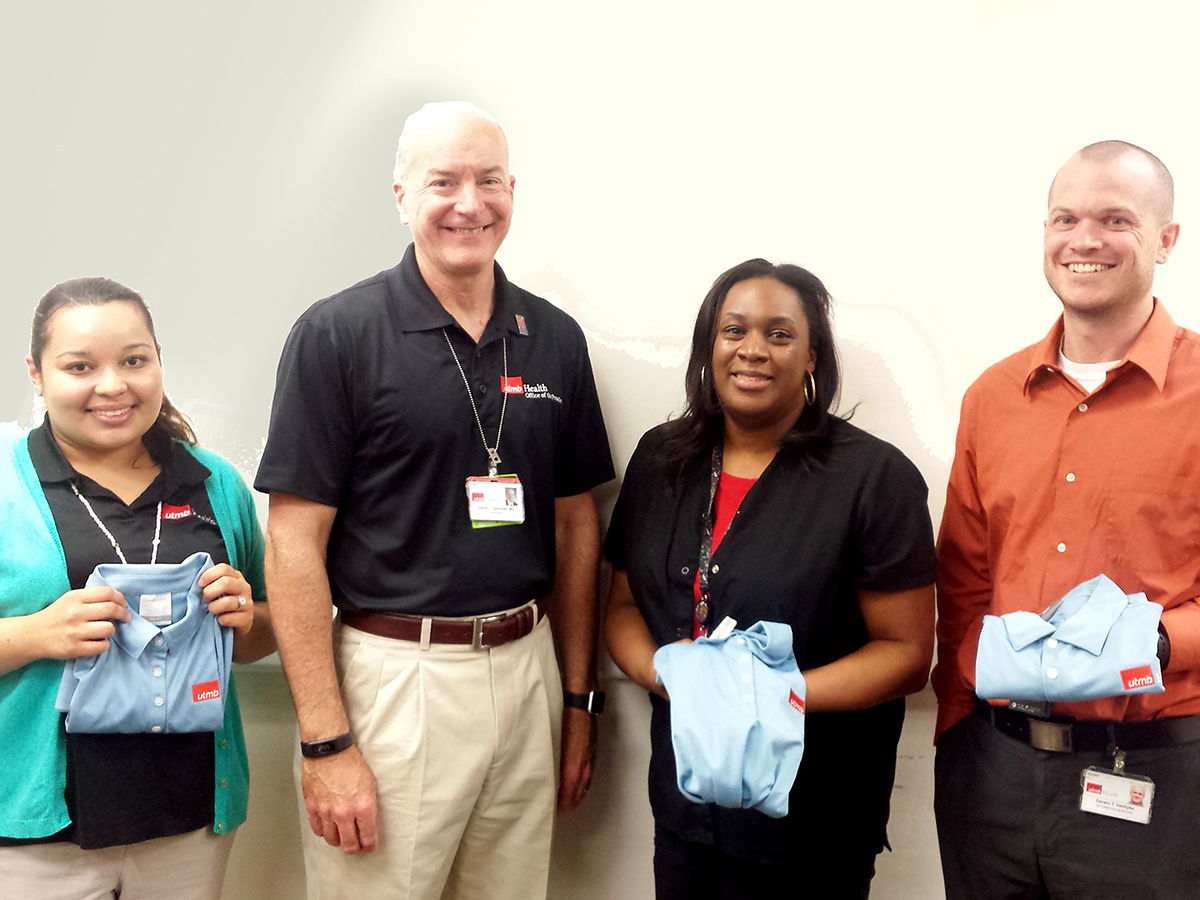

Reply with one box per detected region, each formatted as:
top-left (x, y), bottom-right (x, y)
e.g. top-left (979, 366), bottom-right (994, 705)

top-left (933, 141), bottom-right (1200, 899)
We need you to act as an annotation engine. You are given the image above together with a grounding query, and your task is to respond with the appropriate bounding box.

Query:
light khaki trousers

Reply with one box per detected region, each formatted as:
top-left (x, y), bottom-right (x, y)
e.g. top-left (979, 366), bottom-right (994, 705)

top-left (0, 826), bottom-right (234, 900)
top-left (301, 614), bottom-right (563, 900)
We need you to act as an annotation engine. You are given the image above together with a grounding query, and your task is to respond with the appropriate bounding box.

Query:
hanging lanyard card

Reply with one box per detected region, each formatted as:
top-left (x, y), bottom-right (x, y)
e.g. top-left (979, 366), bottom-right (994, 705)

top-left (466, 475), bottom-right (525, 528)
top-left (1079, 767), bottom-right (1154, 824)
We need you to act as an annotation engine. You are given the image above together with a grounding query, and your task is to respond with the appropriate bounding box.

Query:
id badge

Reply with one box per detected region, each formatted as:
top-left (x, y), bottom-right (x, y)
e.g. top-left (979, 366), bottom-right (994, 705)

top-left (1079, 767), bottom-right (1154, 824)
top-left (466, 475), bottom-right (525, 528)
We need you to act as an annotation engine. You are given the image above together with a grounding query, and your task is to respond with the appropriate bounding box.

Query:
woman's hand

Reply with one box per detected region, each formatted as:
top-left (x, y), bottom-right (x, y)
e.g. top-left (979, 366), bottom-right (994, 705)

top-left (199, 563), bottom-right (254, 637)
top-left (0, 587), bottom-right (128, 676)
top-left (41, 587), bottom-right (129, 658)
top-left (604, 569), bottom-right (671, 698)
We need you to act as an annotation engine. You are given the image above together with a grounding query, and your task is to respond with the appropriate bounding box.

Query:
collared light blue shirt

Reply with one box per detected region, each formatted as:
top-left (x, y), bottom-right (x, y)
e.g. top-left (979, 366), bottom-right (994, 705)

top-left (654, 620), bottom-right (806, 819)
top-left (976, 574), bottom-right (1164, 703)
top-left (56, 552), bottom-right (232, 734)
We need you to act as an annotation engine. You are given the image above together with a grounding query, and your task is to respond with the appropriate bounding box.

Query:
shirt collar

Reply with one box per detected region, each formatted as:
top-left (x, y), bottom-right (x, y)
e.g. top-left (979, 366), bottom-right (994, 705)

top-left (1022, 299), bottom-right (1177, 395)
top-left (112, 586), bottom-right (209, 657)
top-left (27, 419), bottom-right (75, 483)
top-left (103, 553), bottom-right (213, 656)
top-left (29, 420), bottom-right (210, 489)
top-left (387, 243), bottom-right (531, 343)
top-left (998, 574), bottom-right (1133, 656)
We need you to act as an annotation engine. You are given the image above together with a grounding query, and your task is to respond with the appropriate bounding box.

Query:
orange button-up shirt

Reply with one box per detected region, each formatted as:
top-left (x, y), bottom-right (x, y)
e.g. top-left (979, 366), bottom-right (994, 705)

top-left (932, 300), bottom-right (1200, 741)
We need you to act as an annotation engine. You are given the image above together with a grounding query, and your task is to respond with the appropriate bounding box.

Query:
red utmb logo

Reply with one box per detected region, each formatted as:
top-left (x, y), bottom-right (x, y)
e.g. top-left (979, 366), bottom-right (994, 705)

top-left (192, 681), bottom-right (221, 703)
top-left (1120, 666), bottom-right (1156, 691)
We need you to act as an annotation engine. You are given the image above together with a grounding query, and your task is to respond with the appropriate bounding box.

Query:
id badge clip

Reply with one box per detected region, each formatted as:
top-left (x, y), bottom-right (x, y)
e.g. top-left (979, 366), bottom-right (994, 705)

top-left (466, 474), bottom-right (525, 529)
top-left (1079, 747), bottom-right (1154, 825)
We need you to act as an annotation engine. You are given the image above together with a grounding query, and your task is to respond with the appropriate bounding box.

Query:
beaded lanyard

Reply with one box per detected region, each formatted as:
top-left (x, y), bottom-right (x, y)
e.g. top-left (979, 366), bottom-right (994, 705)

top-left (70, 482), bottom-right (163, 565)
top-left (695, 444), bottom-right (725, 632)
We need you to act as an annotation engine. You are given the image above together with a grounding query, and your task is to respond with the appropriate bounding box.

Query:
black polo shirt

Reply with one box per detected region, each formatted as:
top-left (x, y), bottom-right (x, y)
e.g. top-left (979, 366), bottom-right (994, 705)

top-left (604, 419), bottom-right (937, 865)
top-left (255, 244), bottom-right (614, 616)
top-left (14, 421), bottom-right (228, 850)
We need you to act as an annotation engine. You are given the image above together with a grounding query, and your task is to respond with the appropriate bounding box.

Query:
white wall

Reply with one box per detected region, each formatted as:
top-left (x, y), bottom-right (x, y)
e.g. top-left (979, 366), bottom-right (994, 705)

top-left (4, 2), bottom-right (1199, 897)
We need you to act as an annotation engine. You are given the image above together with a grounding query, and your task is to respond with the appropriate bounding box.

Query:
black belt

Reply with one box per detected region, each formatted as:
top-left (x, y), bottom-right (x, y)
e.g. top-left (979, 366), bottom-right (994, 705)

top-left (974, 697), bottom-right (1200, 753)
top-left (340, 602), bottom-right (538, 650)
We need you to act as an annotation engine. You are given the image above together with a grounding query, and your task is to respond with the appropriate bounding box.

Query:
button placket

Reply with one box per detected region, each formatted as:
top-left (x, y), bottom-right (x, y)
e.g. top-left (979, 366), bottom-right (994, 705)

top-left (738, 638), bottom-right (754, 705)
top-left (148, 639), bottom-right (168, 732)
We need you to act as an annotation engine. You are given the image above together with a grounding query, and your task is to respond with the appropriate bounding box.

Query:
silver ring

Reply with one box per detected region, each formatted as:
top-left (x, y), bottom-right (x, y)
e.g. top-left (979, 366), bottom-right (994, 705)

top-left (238, 596), bottom-right (247, 608)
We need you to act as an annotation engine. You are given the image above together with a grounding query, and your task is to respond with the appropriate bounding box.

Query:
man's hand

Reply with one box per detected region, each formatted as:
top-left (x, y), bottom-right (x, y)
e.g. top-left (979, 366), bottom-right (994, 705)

top-left (557, 706), bottom-right (597, 811)
top-left (301, 746), bottom-right (379, 854)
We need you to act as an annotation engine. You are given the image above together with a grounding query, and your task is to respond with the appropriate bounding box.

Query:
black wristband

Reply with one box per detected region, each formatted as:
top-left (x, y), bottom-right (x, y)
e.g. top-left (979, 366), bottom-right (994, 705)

top-left (1158, 623), bottom-right (1171, 671)
top-left (564, 691), bottom-right (605, 714)
top-left (301, 732), bottom-right (355, 758)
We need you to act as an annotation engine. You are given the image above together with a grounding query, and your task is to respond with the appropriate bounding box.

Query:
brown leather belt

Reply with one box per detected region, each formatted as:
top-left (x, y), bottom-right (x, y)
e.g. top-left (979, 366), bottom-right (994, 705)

top-left (974, 697), bottom-right (1200, 753)
top-left (340, 602), bottom-right (538, 650)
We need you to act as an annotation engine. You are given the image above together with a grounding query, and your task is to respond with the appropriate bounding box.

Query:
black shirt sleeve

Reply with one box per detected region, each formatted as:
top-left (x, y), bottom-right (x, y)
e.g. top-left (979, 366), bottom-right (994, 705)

top-left (603, 428), bottom-right (659, 569)
top-left (850, 444), bottom-right (938, 592)
top-left (254, 316), bottom-right (355, 506)
top-left (552, 318), bottom-right (615, 498)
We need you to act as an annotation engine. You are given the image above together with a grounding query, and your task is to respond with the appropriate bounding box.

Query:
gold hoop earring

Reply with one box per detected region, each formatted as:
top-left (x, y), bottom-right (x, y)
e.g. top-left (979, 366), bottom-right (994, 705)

top-left (804, 370), bottom-right (816, 407)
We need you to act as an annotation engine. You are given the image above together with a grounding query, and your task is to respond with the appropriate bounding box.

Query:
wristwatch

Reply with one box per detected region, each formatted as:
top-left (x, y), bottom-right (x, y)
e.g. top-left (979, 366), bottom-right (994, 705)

top-left (300, 732), bottom-right (355, 758)
top-left (563, 691), bottom-right (606, 714)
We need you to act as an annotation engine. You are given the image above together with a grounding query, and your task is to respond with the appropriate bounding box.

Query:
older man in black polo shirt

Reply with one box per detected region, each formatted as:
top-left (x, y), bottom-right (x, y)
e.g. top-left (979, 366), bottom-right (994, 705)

top-left (255, 101), bottom-right (614, 900)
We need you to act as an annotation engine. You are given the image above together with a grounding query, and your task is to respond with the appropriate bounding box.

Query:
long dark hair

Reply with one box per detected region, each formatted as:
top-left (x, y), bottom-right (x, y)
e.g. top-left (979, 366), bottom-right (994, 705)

top-left (31, 277), bottom-right (197, 461)
top-left (659, 258), bottom-right (842, 468)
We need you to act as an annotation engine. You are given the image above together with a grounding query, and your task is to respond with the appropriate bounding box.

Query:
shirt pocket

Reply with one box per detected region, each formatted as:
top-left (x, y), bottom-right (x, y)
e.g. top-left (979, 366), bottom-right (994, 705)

top-left (1103, 470), bottom-right (1200, 586)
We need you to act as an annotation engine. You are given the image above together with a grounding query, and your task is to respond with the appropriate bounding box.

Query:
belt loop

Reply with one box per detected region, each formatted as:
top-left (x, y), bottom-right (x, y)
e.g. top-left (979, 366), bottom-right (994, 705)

top-left (419, 617), bottom-right (432, 651)
top-left (472, 617), bottom-right (484, 651)
top-left (530, 602), bottom-right (538, 629)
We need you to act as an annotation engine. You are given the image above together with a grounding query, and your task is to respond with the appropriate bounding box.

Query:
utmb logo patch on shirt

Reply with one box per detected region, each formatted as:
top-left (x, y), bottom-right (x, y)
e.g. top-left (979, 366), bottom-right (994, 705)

top-left (192, 680), bottom-right (221, 703)
top-left (500, 376), bottom-right (563, 404)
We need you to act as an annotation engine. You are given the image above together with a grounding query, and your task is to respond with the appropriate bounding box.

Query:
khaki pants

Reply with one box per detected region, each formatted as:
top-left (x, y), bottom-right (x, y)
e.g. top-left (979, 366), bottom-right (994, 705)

top-left (0, 827), bottom-right (234, 900)
top-left (301, 614), bottom-right (563, 900)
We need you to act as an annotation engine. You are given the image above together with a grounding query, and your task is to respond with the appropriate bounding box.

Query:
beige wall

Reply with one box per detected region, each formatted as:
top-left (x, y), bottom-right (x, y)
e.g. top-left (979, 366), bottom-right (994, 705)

top-left (5, 1), bottom-right (1200, 897)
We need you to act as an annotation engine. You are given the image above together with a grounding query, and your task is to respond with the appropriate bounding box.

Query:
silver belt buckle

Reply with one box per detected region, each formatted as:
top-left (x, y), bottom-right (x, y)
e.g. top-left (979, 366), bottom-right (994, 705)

top-left (471, 613), bottom-right (507, 650)
top-left (1028, 719), bottom-right (1073, 753)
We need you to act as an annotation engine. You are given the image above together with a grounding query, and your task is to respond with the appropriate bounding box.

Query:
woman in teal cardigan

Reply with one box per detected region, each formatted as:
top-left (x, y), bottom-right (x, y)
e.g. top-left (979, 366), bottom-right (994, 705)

top-left (0, 277), bottom-right (275, 899)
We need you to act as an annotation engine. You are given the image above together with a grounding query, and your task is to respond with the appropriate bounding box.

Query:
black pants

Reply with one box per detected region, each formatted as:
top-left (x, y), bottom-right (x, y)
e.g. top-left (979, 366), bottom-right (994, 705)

top-left (935, 711), bottom-right (1200, 900)
top-left (653, 823), bottom-right (877, 900)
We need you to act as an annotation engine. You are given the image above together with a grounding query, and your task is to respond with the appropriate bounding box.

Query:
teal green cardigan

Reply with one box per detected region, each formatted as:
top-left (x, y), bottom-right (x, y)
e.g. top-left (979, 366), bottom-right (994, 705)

top-left (0, 424), bottom-right (265, 839)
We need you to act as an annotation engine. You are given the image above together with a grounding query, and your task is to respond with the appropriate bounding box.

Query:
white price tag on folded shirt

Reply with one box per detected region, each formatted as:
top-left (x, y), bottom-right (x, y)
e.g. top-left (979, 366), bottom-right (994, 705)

top-left (139, 592), bottom-right (173, 627)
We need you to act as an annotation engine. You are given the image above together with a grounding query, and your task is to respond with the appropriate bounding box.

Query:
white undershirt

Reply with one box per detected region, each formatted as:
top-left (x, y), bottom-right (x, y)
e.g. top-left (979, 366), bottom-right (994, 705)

top-left (1058, 349), bottom-right (1121, 394)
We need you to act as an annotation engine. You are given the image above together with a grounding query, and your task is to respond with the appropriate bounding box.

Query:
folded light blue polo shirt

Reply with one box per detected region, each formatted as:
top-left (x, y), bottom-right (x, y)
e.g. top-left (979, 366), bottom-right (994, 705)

top-left (976, 574), bottom-right (1164, 703)
top-left (654, 620), bottom-right (806, 819)
top-left (56, 552), bottom-right (232, 734)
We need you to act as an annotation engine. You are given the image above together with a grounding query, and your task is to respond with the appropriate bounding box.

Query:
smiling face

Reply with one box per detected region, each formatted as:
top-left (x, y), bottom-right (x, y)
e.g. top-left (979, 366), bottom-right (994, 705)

top-left (28, 300), bottom-right (164, 463)
top-left (1044, 152), bottom-right (1180, 321)
top-left (394, 112), bottom-right (515, 284)
top-left (712, 276), bottom-right (815, 436)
